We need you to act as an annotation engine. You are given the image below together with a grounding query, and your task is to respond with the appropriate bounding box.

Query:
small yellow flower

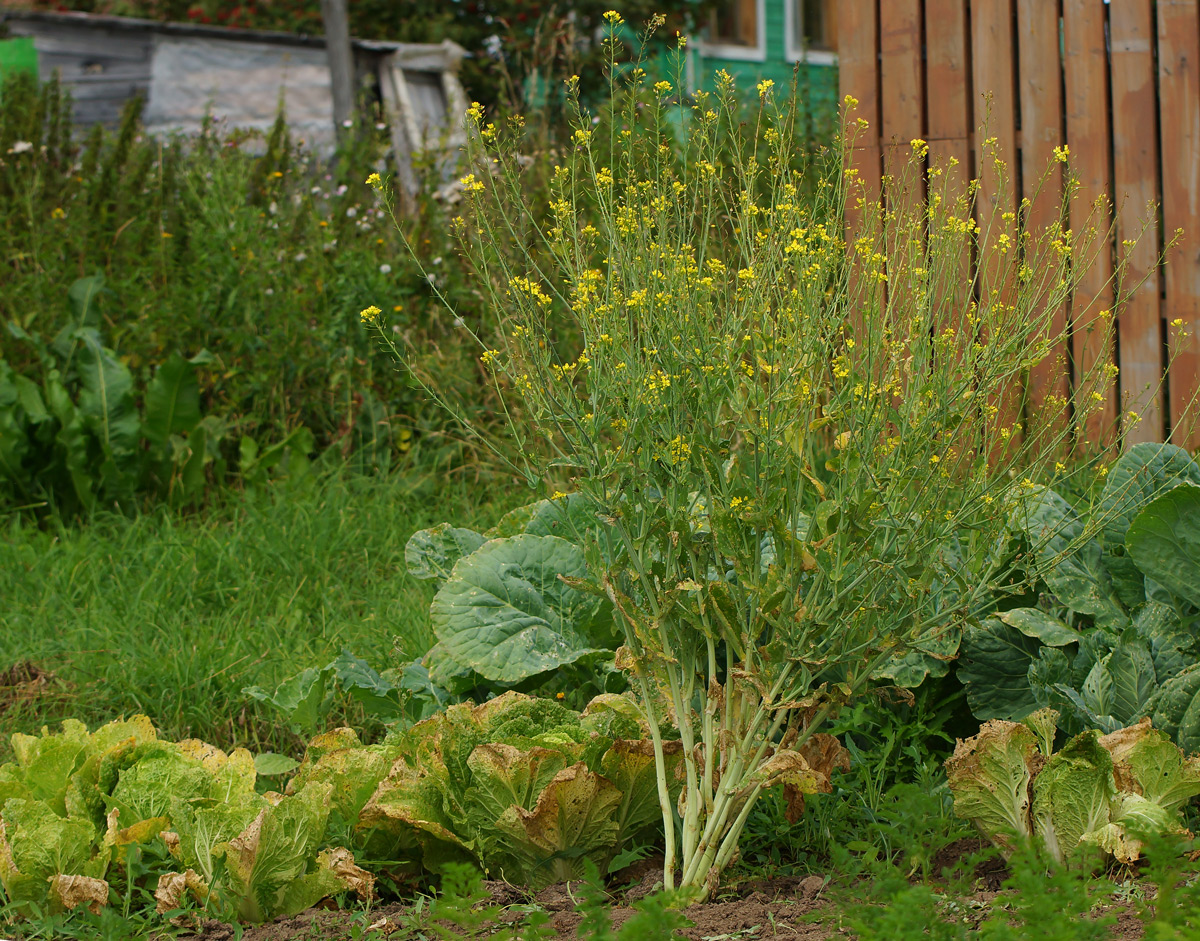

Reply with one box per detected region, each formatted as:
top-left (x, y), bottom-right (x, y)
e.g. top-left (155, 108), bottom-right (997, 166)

top-left (654, 80), bottom-right (672, 95)
top-left (1053, 144), bottom-right (1070, 163)
top-left (667, 435), bottom-right (691, 465)
top-left (360, 305), bottom-right (382, 324)
top-left (51, 207), bottom-right (65, 219)
top-left (365, 172), bottom-right (382, 187)
top-left (756, 79), bottom-right (774, 98)
top-left (272, 170), bottom-right (283, 178)
top-left (556, 691), bottom-right (565, 700)
top-left (1173, 318), bottom-right (1185, 327)
top-left (602, 9), bottom-right (624, 24)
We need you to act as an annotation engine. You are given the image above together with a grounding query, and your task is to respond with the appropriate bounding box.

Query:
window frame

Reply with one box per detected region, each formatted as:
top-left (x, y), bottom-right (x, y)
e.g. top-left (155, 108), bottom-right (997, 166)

top-left (784, 0), bottom-right (838, 65)
top-left (698, 0), bottom-right (768, 62)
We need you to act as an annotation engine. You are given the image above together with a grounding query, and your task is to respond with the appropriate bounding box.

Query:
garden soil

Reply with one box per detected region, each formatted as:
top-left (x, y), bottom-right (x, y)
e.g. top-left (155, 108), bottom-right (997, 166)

top-left (181, 866), bottom-right (1147, 940)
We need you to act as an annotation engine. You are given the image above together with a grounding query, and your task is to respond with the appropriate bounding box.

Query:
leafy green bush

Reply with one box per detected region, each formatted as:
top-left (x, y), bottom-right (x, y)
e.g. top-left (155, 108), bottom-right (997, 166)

top-left (2, 275), bottom-right (237, 513)
top-left (0, 72), bottom-right (496, 512)
top-left (945, 709), bottom-right (1200, 867)
top-left (958, 443), bottom-right (1200, 747)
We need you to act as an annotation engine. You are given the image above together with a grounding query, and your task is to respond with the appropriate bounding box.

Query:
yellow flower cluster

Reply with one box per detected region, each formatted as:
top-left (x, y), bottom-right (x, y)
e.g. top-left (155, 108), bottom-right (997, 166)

top-left (667, 435), bottom-right (691, 465)
top-left (509, 275), bottom-right (553, 309)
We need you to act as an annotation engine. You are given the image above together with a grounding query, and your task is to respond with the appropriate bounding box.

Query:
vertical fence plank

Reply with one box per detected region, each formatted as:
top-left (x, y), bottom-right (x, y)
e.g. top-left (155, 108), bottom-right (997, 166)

top-left (1157, 0), bottom-right (1200, 449)
top-left (971, 0), bottom-right (1021, 454)
top-left (838, 0), bottom-right (883, 347)
top-left (880, 0), bottom-right (924, 206)
top-left (1110, 0), bottom-right (1164, 444)
top-left (925, 0), bottom-right (973, 332)
top-left (879, 0), bottom-right (924, 336)
top-left (1062, 0), bottom-right (1117, 450)
top-left (925, 0), bottom-right (971, 196)
top-left (1017, 0), bottom-right (1070, 452)
top-left (838, 0), bottom-right (882, 223)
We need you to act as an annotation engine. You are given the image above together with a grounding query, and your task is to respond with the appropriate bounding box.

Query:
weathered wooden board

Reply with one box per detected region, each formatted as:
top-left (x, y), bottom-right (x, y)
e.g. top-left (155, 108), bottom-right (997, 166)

top-left (924, 0), bottom-right (972, 336)
top-left (971, 0), bottom-right (1021, 457)
top-left (1110, 0), bottom-right (1164, 443)
top-left (1017, 0), bottom-right (1069, 451)
top-left (1062, 0), bottom-right (1117, 450)
top-left (1157, 0), bottom-right (1200, 448)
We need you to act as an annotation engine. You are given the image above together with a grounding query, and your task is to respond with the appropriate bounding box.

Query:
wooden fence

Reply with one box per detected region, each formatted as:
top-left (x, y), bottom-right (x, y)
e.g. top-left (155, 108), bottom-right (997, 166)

top-left (837, 0), bottom-right (1200, 449)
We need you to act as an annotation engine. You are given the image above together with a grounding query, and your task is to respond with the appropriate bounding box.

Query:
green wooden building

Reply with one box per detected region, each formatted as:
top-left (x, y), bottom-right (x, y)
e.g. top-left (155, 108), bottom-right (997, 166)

top-left (688, 0), bottom-right (838, 123)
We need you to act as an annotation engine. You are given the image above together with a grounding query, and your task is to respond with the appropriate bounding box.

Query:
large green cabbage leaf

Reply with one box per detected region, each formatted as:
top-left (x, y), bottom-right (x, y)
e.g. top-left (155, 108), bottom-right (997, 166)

top-left (493, 764), bottom-right (623, 887)
top-left (431, 534), bottom-right (610, 684)
top-left (405, 524), bottom-right (487, 583)
top-left (1126, 484), bottom-right (1200, 610)
top-left (944, 719), bottom-right (1040, 855)
top-left (211, 782), bottom-right (371, 923)
top-left (1100, 720), bottom-right (1200, 814)
top-left (6, 716), bottom-right (157, 817)
top-left (1030, 730), bottom-right (1115, 867)
top-left (0, 799), bottom-right (108, 908)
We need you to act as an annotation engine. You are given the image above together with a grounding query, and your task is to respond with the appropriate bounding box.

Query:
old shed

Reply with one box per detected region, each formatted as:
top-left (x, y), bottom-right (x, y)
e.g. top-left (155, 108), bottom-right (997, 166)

top-left (0, 10), bottom-right (467, 188)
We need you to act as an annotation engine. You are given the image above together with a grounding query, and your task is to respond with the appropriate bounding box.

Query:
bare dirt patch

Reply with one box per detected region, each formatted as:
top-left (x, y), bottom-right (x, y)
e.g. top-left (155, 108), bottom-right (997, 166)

top-left (178, 872), bottom-right (1149, 941)
top-left (0, 661), bottom-right (61, 715)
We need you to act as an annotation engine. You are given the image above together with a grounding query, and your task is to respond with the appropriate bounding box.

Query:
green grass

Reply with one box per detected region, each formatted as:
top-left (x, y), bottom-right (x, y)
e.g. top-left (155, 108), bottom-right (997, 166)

top-left (0, 460), bottom-right (522, 757)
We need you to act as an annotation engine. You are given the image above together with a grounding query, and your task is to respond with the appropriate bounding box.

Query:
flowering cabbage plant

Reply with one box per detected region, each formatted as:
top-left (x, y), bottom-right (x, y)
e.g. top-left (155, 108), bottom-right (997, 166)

top-left (368, 15), bottom-right (1145, 899)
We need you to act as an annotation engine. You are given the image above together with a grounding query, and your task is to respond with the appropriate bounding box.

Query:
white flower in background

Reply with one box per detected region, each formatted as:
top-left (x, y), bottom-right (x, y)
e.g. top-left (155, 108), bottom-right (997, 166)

top-left (294, 252), bottom-right (307, 262)
top-left (379, 264), bottom-right (392, 274)
top-left (265, 288), bottom-right (274, 295)
top-left (346, 207), bottom-right (357, 218)
top-left (453, 316), bottom-right (466, 328)
top-left (336, 184), bottom-right (348, 196)
top-left (431, 256), bottom-right (443, 266)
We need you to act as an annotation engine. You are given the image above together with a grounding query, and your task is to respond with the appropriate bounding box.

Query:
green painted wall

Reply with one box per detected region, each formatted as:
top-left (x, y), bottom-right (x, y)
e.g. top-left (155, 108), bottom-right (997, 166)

top-left (689, 0), bottom-right (839, 138)
top-left (0, 38), bottom-right (38, 82)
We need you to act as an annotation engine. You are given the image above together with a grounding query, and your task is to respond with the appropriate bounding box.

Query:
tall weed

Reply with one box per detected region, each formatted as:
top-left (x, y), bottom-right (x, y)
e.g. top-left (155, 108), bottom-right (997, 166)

top-left (369, 14), bottom-right (1140, 898)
